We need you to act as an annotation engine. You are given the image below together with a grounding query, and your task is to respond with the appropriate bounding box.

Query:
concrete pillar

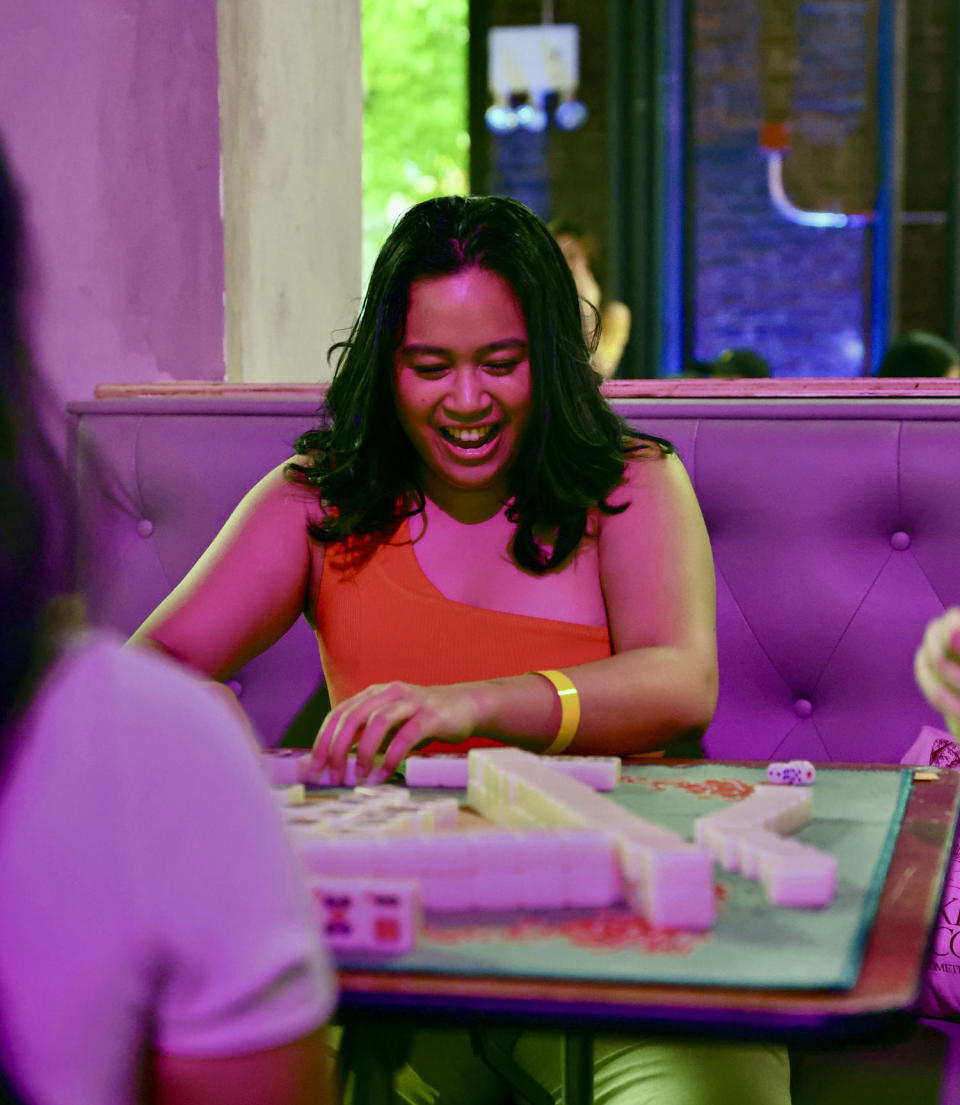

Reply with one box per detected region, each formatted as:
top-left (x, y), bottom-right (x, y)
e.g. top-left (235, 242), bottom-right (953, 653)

top-left (217, 0), bottom-right (362, 383)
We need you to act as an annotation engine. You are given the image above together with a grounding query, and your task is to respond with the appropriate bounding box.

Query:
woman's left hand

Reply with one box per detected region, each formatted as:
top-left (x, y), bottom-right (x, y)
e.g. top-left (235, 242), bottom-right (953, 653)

top-left (308, 681), bottom-right (486, 784)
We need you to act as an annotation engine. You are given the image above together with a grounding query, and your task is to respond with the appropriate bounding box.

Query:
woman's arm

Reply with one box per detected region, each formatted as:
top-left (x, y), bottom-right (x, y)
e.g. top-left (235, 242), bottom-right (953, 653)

top-left (312, 451), bottom-right (718, 781)
top-left (129, 462), bottom-right (323, 680)
top-left (565, 447), bottom-right (718, 744)
top-left (150, 1027), bottom-right (334, 1105)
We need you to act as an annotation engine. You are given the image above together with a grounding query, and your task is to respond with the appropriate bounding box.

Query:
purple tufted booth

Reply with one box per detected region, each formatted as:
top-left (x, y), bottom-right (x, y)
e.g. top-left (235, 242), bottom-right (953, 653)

top-left (68, 394), bottom-right (960, 763)
top-left (68, 391), bottom-right (960, 1097)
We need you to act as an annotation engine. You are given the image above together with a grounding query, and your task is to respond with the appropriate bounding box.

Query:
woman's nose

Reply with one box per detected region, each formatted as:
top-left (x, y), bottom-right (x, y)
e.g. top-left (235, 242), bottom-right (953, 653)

top-left (446, 367), bottom-right (491, 415)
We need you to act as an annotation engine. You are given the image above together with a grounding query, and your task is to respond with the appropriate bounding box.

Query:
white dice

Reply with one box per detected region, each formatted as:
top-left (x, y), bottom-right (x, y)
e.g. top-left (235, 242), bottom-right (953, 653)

top-left (766, 760), bottom-right (816, 786)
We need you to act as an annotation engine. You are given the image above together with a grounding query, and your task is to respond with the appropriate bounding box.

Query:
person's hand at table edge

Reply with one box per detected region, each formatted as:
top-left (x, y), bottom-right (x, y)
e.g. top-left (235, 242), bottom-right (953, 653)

top-left (915, 607), bottom-right (960, 742)
top-left (307, 678), bottom-right (529, 785)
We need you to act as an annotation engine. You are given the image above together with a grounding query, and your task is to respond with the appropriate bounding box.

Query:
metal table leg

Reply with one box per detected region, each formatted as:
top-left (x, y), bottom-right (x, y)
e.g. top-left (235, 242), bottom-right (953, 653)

top-left (339, 1025), bottom-right (413, 1105)
top-left (561, 1030), bottom-right (594, 1105)
top-left (470, 1027), bottom-right (555, 1105)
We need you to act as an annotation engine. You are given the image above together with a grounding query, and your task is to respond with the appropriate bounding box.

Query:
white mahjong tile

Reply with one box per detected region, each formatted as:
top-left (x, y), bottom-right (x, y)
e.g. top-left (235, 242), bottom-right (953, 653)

top-left (362, 878), bottom-right (421, 953)
top-left (309, 879), bottom-right (371, 949)
top-left (262, 749), bottom-right (312, 785)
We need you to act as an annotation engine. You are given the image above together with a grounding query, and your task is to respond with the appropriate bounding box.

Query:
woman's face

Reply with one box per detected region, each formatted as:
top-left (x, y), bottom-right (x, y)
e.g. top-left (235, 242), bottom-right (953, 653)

top-left (393, 266), bottom-right (533, 516)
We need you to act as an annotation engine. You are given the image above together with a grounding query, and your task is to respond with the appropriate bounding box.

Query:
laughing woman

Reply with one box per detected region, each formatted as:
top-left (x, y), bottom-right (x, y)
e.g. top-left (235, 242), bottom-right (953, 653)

top-left (132, 194), bottom-right (789, 1104)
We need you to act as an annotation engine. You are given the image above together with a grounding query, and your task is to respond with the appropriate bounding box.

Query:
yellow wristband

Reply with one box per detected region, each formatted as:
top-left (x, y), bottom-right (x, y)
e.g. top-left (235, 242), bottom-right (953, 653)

top-left (534, 669), bottom-right (580, 755)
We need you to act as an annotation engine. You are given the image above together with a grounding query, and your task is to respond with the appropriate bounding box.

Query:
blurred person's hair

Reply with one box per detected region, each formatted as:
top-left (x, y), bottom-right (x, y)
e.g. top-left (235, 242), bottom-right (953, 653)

top-left (877, 331), bottom-right (960, 378)
top-left (0, 140), bottom-right (75, 761)
top-left (711, 348), bottom-right (772, 379)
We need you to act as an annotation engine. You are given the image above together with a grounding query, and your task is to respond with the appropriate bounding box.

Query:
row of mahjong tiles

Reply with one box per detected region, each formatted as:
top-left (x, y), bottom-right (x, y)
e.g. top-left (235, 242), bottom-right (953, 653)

top-left (262, 748), bottom-right (833, 955)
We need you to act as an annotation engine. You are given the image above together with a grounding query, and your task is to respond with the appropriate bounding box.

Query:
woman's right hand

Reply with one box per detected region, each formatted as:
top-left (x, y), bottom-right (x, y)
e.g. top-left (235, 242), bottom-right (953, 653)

top-left (308, 679), bottom-right (491, 785)
top-left (915, 607), bottom-right (960, 740)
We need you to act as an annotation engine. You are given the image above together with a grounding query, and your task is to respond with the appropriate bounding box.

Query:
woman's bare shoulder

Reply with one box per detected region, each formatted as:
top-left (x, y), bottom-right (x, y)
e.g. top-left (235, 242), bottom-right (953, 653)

top-left (243, 456), bottom-right (324, 518)
top-left (604, 445), bottom-right (689, 507)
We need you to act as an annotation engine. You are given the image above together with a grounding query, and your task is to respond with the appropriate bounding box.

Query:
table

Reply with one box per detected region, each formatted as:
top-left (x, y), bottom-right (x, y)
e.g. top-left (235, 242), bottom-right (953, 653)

top-left (332, 763), bottom-right (960, 1104)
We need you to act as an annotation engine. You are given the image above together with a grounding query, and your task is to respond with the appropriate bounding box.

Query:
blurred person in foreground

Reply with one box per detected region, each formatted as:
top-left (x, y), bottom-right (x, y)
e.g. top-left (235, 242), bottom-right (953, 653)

top-left (0, 140), bottom-right (337, 1105)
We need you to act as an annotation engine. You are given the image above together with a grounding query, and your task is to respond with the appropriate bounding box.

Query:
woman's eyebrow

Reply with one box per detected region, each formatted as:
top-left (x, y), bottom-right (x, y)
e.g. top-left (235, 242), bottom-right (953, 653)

top-left (480, 339), bottom-right (528, 354)
top-left (399, 343), bottom-right (450, 356)
top-left (399, 338), bottom-right (528, 357)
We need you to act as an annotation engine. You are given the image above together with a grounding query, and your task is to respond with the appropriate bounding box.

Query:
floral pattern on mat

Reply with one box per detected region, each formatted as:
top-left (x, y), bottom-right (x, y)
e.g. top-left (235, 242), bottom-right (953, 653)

top-left (423, 886), bottom-right (728, 956)
top-left (620, 776), bottom-right (754, 801)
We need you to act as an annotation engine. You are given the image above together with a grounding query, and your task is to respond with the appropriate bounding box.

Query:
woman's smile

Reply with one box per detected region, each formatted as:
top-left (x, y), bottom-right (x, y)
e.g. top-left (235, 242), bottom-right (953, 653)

top-left (438, 421), bottom-right (500, 453)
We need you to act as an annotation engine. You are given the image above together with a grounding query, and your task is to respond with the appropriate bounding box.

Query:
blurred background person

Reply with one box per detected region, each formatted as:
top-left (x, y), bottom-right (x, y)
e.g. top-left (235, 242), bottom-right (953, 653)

top-left (676, 360), bottom-right (714, 379)
top-left (710, 347), bottom-right (773, 380)
top-left (0, 140), bottom-right (336, 1105)
top-left (877, 331), bottom-right (960, 378)
top-left (550, 219), bottom-right (631, 381)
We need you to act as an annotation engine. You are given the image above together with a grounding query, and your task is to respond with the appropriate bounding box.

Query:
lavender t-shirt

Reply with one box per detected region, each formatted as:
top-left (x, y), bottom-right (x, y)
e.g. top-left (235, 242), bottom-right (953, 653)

top-left (0, 632), bottom-right (335, 1105)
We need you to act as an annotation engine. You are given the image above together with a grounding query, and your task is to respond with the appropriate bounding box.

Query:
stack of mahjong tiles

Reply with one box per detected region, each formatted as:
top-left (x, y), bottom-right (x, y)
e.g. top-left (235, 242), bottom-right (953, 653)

top-left (467, 747), bottom-right (717, 930)
top-left (262, 749), bottom-right (626, 954)
top-left (404, 751), bottom-right (621, 790)
top-left (693, 761), bottom-right (837, 908)
top-left (262, 747), bottom-right (837, 955)
top-left (466, 749), bottom-right (836, 921)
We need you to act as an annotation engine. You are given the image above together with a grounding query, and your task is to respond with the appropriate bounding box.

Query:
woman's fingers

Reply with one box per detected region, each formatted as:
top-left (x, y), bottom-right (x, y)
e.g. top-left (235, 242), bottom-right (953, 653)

top-left (350, 699), bottom-right (420, 780)
top-left (309, 683), bottom-right (391, 782)
top-left (308, 687), bottom-right (370, 780)
top-left (925, 613), bottom-right (960, 685)
top-left (362, 716), bottom-right (431, 780)
top-left (916, 629), bottom-right (960, 732)
top-left (308, 683), bottom-right (438, 783)
top-left (308, 681), bottom-right (482, 784)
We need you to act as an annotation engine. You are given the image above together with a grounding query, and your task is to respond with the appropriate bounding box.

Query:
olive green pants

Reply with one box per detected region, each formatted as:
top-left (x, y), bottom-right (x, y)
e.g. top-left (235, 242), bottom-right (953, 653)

top-left (387, 1027), bottom-right (791, 1105)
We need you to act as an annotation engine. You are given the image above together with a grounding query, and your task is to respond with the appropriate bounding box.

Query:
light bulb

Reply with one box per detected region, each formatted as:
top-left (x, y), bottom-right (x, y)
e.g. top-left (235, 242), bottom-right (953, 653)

top-left (484, 104), bottom-right (519, 134)
top-left (555, 99), bottom-right (588, 131)
top-left (516, 103), bottom-right (549, 133)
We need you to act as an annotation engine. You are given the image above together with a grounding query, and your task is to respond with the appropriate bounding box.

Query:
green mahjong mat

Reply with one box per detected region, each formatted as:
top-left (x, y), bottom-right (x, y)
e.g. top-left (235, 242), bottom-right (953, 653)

top-left (334, 763), bottom-right (912, 991)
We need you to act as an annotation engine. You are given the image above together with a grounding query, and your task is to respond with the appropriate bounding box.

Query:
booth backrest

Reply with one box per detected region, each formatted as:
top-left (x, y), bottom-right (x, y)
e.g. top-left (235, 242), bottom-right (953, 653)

top-left (68, 396), bottom-right (960, 762)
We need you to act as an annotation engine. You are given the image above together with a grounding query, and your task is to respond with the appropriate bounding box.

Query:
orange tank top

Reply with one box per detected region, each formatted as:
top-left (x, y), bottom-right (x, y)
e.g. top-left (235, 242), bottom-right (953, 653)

top-left (315, 519), bottom-right (612, 754)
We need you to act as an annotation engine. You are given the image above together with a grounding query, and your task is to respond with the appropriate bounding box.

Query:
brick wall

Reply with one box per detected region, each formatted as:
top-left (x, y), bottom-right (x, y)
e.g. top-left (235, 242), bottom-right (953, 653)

top-left (694, 0), bottom-right (954, 376)
top-left (474, 0), bottom-right (955, 377)
top-left (693, 0), bottom-right (874, 376)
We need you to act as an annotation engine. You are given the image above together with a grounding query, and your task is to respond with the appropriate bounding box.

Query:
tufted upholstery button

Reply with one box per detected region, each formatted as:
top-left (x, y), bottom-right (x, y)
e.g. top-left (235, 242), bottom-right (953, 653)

top-left (226, 680), bottom-right (243, 697)
top-left (136, 518), bottom-right (154, 538)
top-left (890, 530), bottom-right (911, 551)
top-left (794, 698), bottom-right (813, 719)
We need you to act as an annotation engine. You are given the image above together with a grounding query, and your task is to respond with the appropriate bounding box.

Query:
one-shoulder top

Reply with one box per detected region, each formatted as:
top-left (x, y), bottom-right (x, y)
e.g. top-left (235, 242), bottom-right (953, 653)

top-left (315, 518), bottom-right (612, 754)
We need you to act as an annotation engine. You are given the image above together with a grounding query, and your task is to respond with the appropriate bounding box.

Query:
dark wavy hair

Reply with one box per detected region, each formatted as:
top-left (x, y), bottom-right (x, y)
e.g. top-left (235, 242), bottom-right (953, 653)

top-left (877, 331), bottom-right (960, 378)
top-left (0, 144), bottom-right (73, 761)
top-left (0, 138), bottom-right (62, 1105)
top-left (289, 194), bottom-right (672, 570)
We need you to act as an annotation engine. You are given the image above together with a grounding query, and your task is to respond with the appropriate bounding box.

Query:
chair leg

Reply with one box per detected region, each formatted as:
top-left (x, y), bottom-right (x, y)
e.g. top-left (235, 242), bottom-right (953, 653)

top-left (470, 1027), bottom-right (561, 1105)
top-left (560, 1031), bottom-right (594, 1105)
top-left (339, 1024), bottom-right (414, 1105)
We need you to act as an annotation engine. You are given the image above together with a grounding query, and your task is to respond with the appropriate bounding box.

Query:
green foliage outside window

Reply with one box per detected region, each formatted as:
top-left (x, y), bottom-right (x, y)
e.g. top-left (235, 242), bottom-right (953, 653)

top-left (362, 0), bottom-right (470, 284)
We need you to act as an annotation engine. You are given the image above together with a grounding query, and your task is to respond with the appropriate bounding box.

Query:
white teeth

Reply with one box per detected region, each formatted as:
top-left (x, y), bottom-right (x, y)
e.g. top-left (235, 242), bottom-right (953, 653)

top-left (443, 426), bottom-right (495, 446)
